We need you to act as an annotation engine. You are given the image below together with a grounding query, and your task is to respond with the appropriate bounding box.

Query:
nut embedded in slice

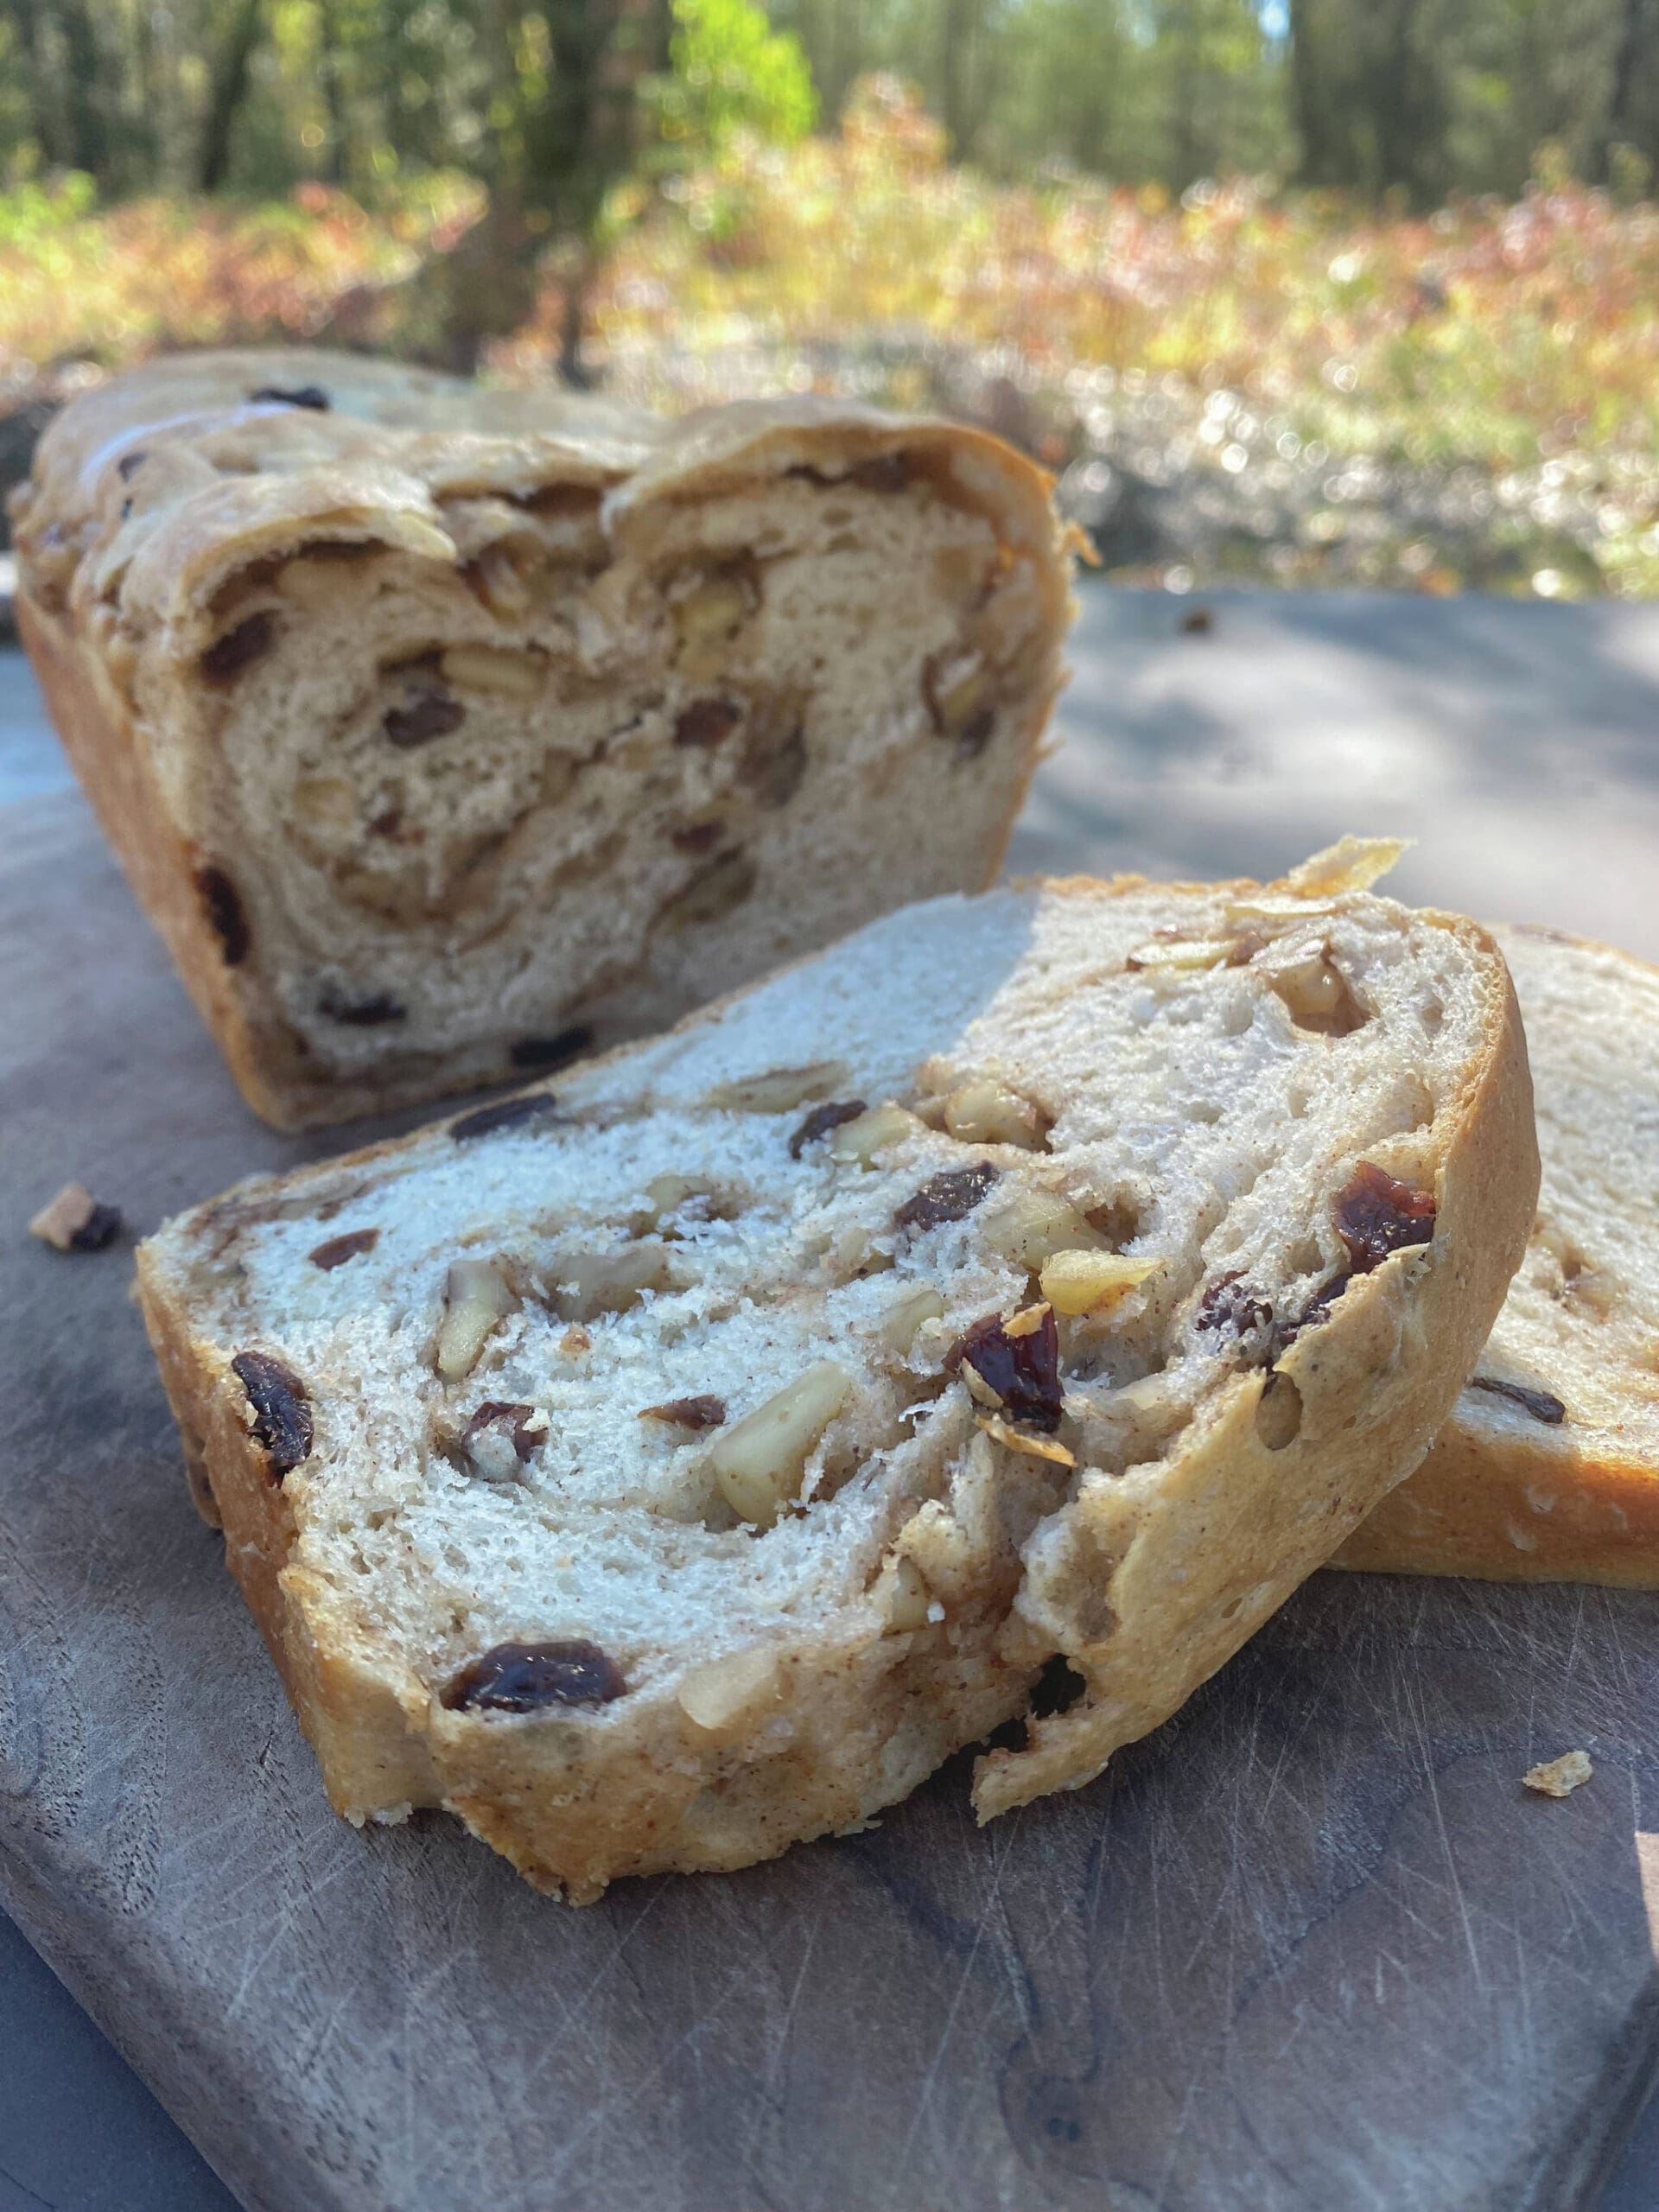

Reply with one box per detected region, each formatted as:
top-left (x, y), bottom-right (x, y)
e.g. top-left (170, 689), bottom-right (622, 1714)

top-left (709, 1361), bottom-right (851, 1529)
top-left (435, 1259), bottom-right (517, 1382)
top-left (828, 1101), bottom-right (924, 1166)
top-left (879, 1283), bottom-right (946, 1353)
top-left (976, 1413), bottom-right (1077, 1467)
top-left (940, 1077), bottom-right (1048, 1151)
top-left (677, 1647), bottom-right (782, 1732)
top-left (880, 1554), bottom-right (936, 1632)
top-left (440, 644), bottom-right (546, 701)
top-left (703, 1061), bottom-right (852, 1114)
top-left (1039, 1250), bottom-right (1158, 1316)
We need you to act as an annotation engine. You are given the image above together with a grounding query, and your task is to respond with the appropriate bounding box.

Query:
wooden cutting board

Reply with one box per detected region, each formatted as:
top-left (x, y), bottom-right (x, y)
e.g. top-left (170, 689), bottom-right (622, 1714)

top-left (5, 789), bottom-right (1659, 2212)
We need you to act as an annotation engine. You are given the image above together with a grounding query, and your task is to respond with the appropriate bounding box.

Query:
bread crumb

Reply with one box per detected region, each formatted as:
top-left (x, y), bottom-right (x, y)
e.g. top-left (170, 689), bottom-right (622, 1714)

top-left (1522, 1749), bottom-right (1592, 1798)
top-left (29, 1181), bottom-right (124, 1251)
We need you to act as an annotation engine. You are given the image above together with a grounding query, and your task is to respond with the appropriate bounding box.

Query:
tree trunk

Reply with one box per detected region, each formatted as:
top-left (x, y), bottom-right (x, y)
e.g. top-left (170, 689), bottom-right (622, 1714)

top-left (198, 0), bottom-right (266, 194)
top-left (1288, 0), bottom-right (1344, 187)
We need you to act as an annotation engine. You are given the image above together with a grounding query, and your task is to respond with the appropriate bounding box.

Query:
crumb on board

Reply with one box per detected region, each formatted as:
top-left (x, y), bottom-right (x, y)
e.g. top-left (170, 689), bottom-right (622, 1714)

top-left (1522, 1749), bottom-right (1593, 1798)
top-left (28, 1181), bottom-right (124, 1252)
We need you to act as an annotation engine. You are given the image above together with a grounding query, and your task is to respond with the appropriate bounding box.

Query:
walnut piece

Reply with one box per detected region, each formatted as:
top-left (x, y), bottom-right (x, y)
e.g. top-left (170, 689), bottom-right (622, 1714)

top-left (1039, 1249), bottom-right (1156, 1315)
top-left (435, 1259), bottom-right (517, 1381)
top-left (1522, 1749), bottom-right (1592, 1798)
top-left (709, 1362), bottom-right (850, 1528)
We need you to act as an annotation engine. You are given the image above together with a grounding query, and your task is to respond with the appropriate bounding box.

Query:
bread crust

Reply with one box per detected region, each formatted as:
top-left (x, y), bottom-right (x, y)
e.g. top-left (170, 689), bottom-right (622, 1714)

top-left (1337, 922), bottom-right (1659, 1587)
top-left (17, 352), bottom-right (1071, 1132)
top-left (135, 873), bottom-right (1538, 1897)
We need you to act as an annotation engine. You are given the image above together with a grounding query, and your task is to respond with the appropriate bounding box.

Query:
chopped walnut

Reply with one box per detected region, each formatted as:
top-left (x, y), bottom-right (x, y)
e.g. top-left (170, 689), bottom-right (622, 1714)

top-left (1522, 1750), bottom-right (1592, 1798)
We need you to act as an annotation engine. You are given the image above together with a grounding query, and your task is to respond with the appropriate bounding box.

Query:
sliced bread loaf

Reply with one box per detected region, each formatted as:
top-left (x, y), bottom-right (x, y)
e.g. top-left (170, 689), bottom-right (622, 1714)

top-left (1339, 923), bottom-right (1659, 1585)
top-left (137, 846), bottom-right (1536, 1897)
top-left (14, 349), bottom-right (1070, 1129)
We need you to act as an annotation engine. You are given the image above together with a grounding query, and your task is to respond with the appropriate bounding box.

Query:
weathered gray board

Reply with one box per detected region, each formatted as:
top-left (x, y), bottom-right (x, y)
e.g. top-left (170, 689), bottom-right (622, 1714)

top-left (5, 789), bottom-right (1659, 2212)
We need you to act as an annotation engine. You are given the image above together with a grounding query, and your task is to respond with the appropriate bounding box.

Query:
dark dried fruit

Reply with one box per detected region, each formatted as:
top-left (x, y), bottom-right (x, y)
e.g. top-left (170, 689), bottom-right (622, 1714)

top-left (893, 1162), bottom-right (1000, 1233)
top-left (319, 988), bottom-right (406, 1027)
top-left (741, 719), bottom-right (807, 807)
top-left (952, 1308), bottom-right (1064, 1433)
top-left (201, 611), bottom-right (276, 683)
top-left (673, 697), bottom-right (742, 749)
top-left (511, 1027), bottom-right (592, 1072)
top-left (116, 449), bottom-right (148, 481)
top-left (788, 1099), bottom-right (868, 1160)
top-left (308, 1229), bottom-right (378, 1271)
top-left (68, 1202), bottom-right (123, 1251)
top-left (848, 450), bottom-right (912, 493)
top-left (384, 682), bottom-right (465, 748)
top-left (197, 864), bottom-right (251, 965)
top-left (1469, 1376), bottom-right (1567, 1425)
top-left (1334, 1161), bottom-right (1437, 1271)
top-left (1196, 1272), bottom-right (1273, 1341)
top-left (671, 821), bottom-right (724, 855)
top-left (639, 1395), bottom-right (727, 1432)
top-left (250, 384), bottom-right (330, 410)
top-left (231, 1351), bottom-right (313, 1478)
top-left (449, 1090), bottom-right (560, 1142)
top-left (441, 1639), bottom-right (627, 1713)
top-left (463, 1401), bottom-right (544, 1463)
top-left (1179, 607), bottom-right (1214, 635)
top-left (952, 709), bottom-right (996, 762)
top-left (1281, 1272), bottom-right (1351, 1344)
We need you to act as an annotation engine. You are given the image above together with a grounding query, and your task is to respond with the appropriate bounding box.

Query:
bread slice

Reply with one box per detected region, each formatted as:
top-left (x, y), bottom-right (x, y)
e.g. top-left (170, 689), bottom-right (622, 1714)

top-left (137, 846), bottom-right (1535, 1897)
top-left (1338, 923), bottom-right (1659, 1586)
top-left (12, 348), bottom-right (1071, 1130)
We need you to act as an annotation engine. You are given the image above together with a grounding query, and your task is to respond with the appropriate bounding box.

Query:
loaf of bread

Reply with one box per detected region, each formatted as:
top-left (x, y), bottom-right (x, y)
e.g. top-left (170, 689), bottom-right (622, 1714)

top-left (12, 349), bottom-right (1071, 1129)
top-left (137, 846), bottom-right (1535, 1898)
top-left (1339, 923), bottom-right (1659, 1585)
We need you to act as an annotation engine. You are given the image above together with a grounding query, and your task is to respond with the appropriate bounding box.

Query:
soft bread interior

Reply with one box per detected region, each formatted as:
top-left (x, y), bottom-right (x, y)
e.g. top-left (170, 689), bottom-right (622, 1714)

top-left (146, 862), bottom-right (1506, 1866)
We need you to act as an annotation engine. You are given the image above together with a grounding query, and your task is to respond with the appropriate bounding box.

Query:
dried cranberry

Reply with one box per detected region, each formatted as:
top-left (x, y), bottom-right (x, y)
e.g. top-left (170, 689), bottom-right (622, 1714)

top-left (449, 1091), bottom-right (560, 1142)
top-left (442, 1640), bottom-right (627, 1713)
top-left (1334, 1162), bottom-right (1437, 1271)
top-left (197, 865), bottom-right (251, 965)
top-left (510, 1027), bottom-right (592, 1071)
top-left (200, 612), bottom-right (276, 683)
top-left (952, 1309), bottom-right (1064, 1433)
top-left (250, 384), bottom-right (330, 410)
top-left (384, 683), bottom-right (464, 748)
top-left (673, 697), bottom-right (742, 749)
top-left (464, 1402), bottom-right (543, 1463)
top-left (893, 1163), bottom-right (1000, 1233)
top-left (788, 1099), bottom-right (867, 1160)
top-left (638, 1395), bottom-right (727, 1431)
top-left (318, 988), bottom-right (406, 1027)
top-left (1469, 1376), bottom-right (1567, 1425)
top-left (308, 1229), bottom-right (378, 1270)
top-left (231, 1351), bottom-right (313, 1478)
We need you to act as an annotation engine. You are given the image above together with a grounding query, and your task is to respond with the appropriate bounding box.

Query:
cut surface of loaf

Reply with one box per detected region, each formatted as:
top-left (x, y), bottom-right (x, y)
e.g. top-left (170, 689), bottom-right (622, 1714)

top-left (13, 348), bottom-right (1071, 1128)
top-left (1339, 923), bottom-right (1659, 1585)
top-left (137, 849), bottom-right (1536, 1898)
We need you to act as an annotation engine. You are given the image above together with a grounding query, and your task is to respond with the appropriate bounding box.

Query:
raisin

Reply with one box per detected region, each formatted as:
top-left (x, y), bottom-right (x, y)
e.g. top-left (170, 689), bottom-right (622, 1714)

top-left (197, 864), bottom-right (251, 965)
top-left (788, 1099), bottom-right (868, 1160)
top-left (639, 1395), bottom-right (727, 1431)
top-left (951, 1308), bottom-right (1064, 1433)
top-left (1196, 1272), bottom-right (1273, 1341)
top-left (673, 697), bottom-right (742, 749)
top-left (1469, 1376), bottom-right (1567, 1425)
top-left (250, 384), bottom-right (330, 410)
top-left (510, 1027), bottom-right (593, 1071)
top-left (116, 449), bottom-right (148, 481)
top-left (848, 450), bottom-right (912, 493)
top-left (68, 1203), bottom-right (123, 1252)
top-left (319, 988), bottom-right (406, 1027)
top-left (441, 1639), bottom-right (627, 1713)
top-left (1275, 1272), bottom-right (1352, 1350)
top-left (1334, 1161), bottom-right (1437, 1271)
top-left (744, 721), bottom-right (807, 808)
top-left (464, 1401), bottom-right (543, 1463)
top-left (200, 611), bottom-right (276, 683)
top-left (308, 1229), bottom-right (378, 1270)
top-left (231, 1351), bottom-right (313, 1478)
top-left (954, 709), bottom-right (996, 761)
top-left (449, 1091), bottom-right (560, 1142)
top-left (894, 1162), bottom-right (1000, 1233)
top-left (384, 683), bottom-right (464, 748)
top-left (671, 821), bottom-right (724, 855)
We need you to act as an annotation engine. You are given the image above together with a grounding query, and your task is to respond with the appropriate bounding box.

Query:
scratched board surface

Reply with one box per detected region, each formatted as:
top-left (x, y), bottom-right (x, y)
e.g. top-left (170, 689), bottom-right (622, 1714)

top-left (5, 790), bottom-right (1659, 2212)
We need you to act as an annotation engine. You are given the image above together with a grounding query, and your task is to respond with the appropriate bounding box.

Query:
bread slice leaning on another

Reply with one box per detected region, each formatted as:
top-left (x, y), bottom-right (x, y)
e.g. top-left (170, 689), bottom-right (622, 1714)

top-left (12, 348), bottom-right (1071, 1130)
top-left (1339, 923), bottom-right (1659, 1586)
top-left (137, 843), bottom-right (1536, 1898)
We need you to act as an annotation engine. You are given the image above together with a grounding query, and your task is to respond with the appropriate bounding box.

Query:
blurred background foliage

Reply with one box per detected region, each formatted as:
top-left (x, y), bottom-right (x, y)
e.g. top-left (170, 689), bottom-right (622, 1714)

top-left (3, 0), bottom-right (1659, 594)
